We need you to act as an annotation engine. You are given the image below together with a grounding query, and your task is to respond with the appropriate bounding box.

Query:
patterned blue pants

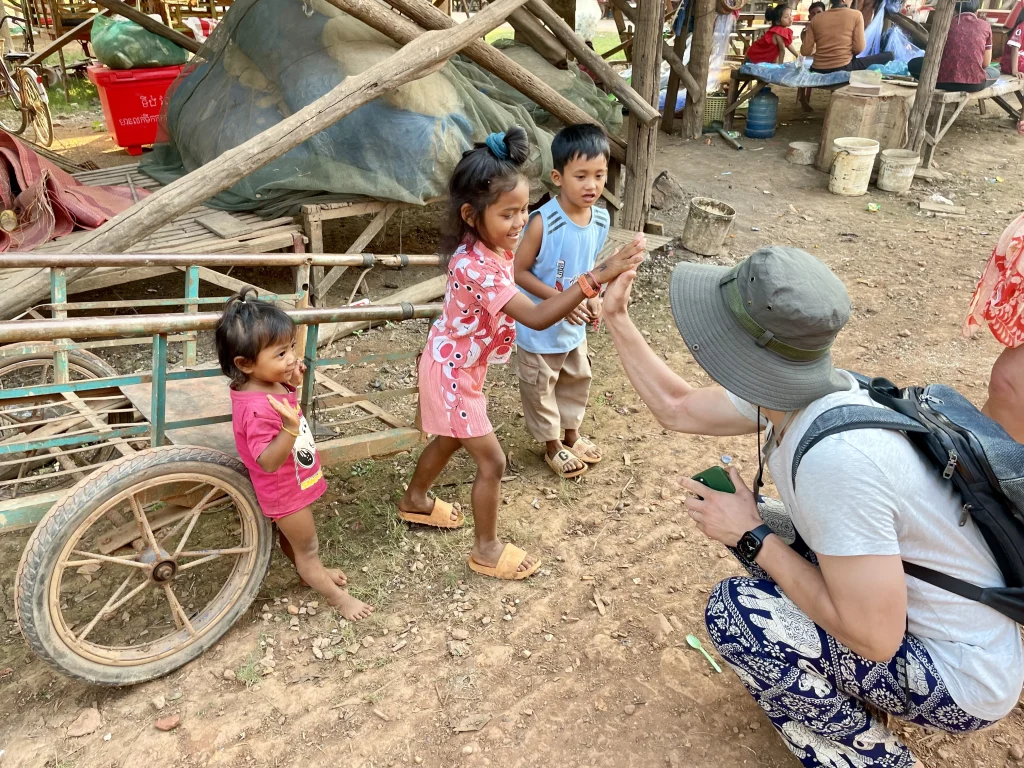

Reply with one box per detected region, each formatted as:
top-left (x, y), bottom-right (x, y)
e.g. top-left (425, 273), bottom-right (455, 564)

top-left (703, 500), bottom-right (992, 768)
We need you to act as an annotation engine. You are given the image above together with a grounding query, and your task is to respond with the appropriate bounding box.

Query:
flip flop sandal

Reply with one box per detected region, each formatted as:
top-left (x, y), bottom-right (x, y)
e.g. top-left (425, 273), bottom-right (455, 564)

top-left (397, 497), bottom-right (463, 529)
top-left (545, 447), bottom-right (588, 478)
top-left (468, 543), bottom-right (541, 581)
top-left (568, 436), bottom-right (602, 464)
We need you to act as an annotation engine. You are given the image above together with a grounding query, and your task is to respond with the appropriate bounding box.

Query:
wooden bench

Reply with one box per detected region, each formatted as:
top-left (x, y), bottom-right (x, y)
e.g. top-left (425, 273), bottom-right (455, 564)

top-left (921, 77), bottom-right (1024, 168)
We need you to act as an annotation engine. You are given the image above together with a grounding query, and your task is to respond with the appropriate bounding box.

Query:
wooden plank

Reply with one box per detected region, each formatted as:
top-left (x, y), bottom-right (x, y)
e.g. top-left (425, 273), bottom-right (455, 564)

top-left (196, 211), bottom-right (257, 239)
top-left (69, 0), bottom-right (531, 254)
top-left (318, 203), bottom-right (402, 299)
top-left (91, 0), bottom-right (202, 53)
top-left (181, 266), bottom-right (296, 307)
top-left (62, 391), bottom-right (136, 458)
top-left (316, 427), bottom-right (425, 465)
top-left (317, 274), bottom-right (447, 348)
top-left (317, 373), bottom-right (410, 430)
top-left (66, 266), bottom-right (179, 294)
top-left (0, 490), bottom-right (67, 532)
top-left (920, 200), bottom-right (966, 215)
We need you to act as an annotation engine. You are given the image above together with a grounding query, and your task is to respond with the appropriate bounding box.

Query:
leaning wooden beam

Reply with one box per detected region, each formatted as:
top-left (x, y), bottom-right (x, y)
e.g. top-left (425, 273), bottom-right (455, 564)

top-left (91, 0), bottom-right (201, 54)
top-left (317, 202), bottom-right (403, 298)
top-left (680, 0), bottom-right (716, 139)
top-left (318, 274), bottom-right (447, 347)
top-left (608, 0), bottom-right (700, 98)
top-left (68, 0), bottom-right (529, 255)
top-left (885, 9), bottom-right (928, 49)
top-left (23, 10), bottom-right (110, 68)
top-left (376, 0), bottom-right (628, 161)
top-left (620, 0), bottom-right (660, 230)
top-left (507, 8), bottom-right (566, 66)
top-left (524, 0), bottom-right (660, 125)
top-left (907, 0), bottom-right (954, 153)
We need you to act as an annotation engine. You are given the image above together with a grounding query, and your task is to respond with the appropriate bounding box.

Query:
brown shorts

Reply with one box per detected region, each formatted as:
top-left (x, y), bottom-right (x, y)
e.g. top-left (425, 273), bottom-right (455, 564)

top-left (515, 340), bottom-right (592, 443)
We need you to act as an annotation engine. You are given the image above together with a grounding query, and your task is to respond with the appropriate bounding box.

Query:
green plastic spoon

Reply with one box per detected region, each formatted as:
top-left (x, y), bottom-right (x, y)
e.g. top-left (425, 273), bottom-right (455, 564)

top-left (686, 634), bottom-right (722, 674)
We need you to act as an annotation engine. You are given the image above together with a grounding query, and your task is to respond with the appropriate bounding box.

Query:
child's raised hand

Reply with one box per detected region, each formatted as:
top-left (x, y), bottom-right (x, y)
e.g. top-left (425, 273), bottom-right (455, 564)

top-left (288, 360), bottom-right (306, 388)
top-left (267, 395), bottom-right (302, 433)
top-left (592, 234), bottom-right (646, 285)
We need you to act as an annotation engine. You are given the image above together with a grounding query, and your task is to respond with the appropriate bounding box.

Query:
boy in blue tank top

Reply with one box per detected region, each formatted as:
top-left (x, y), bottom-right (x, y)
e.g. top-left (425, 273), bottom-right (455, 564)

top-left (514, 124), bottom-right (612, 478)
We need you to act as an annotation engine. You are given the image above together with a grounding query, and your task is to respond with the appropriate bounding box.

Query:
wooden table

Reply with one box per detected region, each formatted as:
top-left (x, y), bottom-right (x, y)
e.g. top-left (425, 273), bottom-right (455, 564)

top-left (920, 77), bottom-right (1024, 168)
top-left (722, 68), bottom-right (845, 130)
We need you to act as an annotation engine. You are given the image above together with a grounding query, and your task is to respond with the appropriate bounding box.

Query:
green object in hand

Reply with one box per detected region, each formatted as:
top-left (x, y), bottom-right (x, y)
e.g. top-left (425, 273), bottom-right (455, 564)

top-left (691, 466), bottom-right (736, 497)
top-left (686, 634), bottom-right (723, 673)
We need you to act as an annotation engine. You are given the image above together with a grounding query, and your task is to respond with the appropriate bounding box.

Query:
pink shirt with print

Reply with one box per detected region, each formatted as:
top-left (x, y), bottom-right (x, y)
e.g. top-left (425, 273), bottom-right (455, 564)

top-left (230, 387), bottom-right (326, 519)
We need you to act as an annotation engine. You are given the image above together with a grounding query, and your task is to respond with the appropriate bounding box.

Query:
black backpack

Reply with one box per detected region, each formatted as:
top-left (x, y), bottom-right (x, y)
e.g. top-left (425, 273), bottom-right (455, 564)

top-left (791, 375), bottom-right (1024, 624)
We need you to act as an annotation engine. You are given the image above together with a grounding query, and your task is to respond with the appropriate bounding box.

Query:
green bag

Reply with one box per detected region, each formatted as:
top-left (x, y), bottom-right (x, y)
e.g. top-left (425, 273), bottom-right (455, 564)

top-left (91, 15), bottom-right (188, 70)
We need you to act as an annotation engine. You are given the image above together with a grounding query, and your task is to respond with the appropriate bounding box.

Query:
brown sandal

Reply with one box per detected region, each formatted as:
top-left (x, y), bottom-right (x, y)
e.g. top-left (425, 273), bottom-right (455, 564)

top-left (568, 436), bottom-right (602, 464)
top-left (397, 497), bottom-right (463, 529)
top-left (545, 448), bottom-right (587, 478)
top-left (468, 544), bottom-right (541, 581)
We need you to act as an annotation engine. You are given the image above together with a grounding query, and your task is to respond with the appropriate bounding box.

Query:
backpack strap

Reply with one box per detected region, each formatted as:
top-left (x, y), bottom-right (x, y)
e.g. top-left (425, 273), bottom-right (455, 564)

top-left (791, 404), bottom-right (929, 485)
top-left (902, 561), bottom-right (985, 601)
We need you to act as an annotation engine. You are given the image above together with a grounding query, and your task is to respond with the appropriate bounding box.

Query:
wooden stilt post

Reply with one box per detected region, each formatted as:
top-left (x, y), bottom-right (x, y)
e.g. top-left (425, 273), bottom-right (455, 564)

top-left (621, 0), bottom-right (661, 231)
top-left (906, 0), bottom-right (954, 153)
top-left (68, 0), bottom-right (530, 254)
top-left (680, 0), bottom-right (715, 139)
top-left (660, 28), bottom-right (688, 133)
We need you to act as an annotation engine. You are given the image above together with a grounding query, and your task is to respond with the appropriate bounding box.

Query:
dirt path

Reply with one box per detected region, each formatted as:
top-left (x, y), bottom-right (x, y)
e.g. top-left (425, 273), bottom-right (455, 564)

top-left (1, 97), bottom-right (1023, 768)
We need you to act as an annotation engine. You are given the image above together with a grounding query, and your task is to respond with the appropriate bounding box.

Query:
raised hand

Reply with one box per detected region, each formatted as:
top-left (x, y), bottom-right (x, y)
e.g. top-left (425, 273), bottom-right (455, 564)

top-left (266, 395), bottom-right (302, 433)
top-left (602, 267), bottom-right (637, 318)
top-left (288, 359), bottom-right (307, 388)
top-left (591, 234), bottom-right (646, 285)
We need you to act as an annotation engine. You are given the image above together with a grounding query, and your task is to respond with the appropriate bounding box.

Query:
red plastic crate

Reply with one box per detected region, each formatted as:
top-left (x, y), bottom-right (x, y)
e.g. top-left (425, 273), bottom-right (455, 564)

top-left (87, 64), bottom-right (183, 156)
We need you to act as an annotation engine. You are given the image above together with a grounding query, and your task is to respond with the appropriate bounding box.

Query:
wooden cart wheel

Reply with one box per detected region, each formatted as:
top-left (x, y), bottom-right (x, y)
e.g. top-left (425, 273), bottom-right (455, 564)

top-left (0, 349), bottom-right (131, 488)
top-left (15, 446), bottom-right (273, 686)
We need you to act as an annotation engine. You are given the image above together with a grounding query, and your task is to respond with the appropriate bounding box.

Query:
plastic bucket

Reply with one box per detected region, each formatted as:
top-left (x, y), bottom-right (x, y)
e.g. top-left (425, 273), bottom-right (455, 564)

top-left (828, 137), bottom-right (879, 196)
top-left (681, 197), bottom-right (736, 256)
top-left (876, 148), bottom-right (920, 193)
top-left (786, 141), bottom-right (818, 165)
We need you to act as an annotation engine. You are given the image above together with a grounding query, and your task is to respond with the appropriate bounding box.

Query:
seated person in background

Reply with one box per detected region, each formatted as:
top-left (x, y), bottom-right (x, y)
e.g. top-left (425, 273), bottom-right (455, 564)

top-left (999, 14), bottom-right (1024, 130)
top-left (908, 0), bottom-right (996, 92)
top-left (797, 1), bottom-right (826, 111)
top-left (801, 0), bottom-right (894, 72)
top-left (745, 3), bottom-right (800, 65)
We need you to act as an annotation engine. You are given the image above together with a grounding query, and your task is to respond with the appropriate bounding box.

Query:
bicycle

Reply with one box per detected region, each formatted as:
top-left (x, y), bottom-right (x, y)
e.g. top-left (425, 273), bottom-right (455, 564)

top-left (0, 14), bottom-right (52, 147)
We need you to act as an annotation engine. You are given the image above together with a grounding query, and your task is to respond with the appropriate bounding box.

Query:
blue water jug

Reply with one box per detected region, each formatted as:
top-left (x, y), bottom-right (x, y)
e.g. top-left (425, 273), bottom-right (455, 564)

top-left (745, 87), bottom-right (779, 139)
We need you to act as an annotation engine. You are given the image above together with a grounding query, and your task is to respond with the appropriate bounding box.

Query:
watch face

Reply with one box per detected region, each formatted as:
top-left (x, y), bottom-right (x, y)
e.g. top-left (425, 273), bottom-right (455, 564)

top-left (737, 533), bottom-right (758, 562)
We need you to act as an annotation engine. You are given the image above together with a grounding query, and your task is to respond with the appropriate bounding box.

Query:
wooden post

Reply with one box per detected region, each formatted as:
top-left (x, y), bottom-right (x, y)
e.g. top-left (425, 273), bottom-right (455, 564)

top-left (621, 0), bottom-right (661, 231)
top-left (680, 0), bottom-right (715, 139)
top-left (508, 8), bottom-right (567, 65)
top-left (660, 29), bottom-right (687, 133)
top-left (906, 0), bottom-right (954, 153)
top-left (69, 0), bottom-right (530, 254)
top-left (547, 0), bottom-right (576, 27)
top-left (525, 0), bottom-right (660, 124)
top-left (610, 0), bottom-right (701, 100)
top-left (91, 0), bottom-right (202, 53)
top-left (380, 0), bottom-right (628, 160)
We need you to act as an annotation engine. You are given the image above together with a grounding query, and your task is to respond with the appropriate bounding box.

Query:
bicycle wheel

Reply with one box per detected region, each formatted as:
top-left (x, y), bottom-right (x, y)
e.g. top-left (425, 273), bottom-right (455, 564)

top-left (0, 67), bottom-right (26, 135)
top-left (16, 446), bottom-right (273, 686)
top-left (19, 68), bottom-right (51, 146)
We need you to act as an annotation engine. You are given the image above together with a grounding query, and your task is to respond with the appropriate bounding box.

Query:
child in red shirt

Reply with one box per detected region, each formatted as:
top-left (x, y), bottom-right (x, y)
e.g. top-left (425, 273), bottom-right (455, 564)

top-left (745, 4), bottom-right (799, 65)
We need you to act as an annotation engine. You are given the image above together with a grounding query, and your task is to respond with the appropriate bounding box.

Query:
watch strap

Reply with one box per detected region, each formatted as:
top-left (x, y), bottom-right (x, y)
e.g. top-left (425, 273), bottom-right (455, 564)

top-left (579, 271), bottom-right (599, 298)
top-left (748, 524), bottom-right (773, 544)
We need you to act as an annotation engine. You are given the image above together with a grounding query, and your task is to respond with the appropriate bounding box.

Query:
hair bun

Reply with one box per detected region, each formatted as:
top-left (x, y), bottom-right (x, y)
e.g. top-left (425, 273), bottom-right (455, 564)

top-left (501, 125), bottom-right (530, 167)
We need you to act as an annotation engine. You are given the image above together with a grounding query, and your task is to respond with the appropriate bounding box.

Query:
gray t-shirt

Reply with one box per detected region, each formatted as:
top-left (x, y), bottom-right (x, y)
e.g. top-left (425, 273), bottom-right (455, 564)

top-left (728, 371), bottom-right (1023, 720)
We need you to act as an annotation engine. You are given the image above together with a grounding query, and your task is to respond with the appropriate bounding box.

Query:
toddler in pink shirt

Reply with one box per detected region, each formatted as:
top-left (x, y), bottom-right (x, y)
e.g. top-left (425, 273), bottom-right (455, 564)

top-left (216, 288), bottom-right (373, 621)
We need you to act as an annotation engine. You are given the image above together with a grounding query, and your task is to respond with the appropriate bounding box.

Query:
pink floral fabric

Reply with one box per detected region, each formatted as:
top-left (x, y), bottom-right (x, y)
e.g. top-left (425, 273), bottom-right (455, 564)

top-left (964, 212), bottom-right (1024, 348)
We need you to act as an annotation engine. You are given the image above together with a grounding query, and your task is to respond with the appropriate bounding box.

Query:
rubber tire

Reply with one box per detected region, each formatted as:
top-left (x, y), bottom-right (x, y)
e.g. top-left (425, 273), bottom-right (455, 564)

top-left (0, 348), bottom-right (129, 481)
top-left (19, 69), bottom-right (52, 147)
top-left (15, 446), bottom-right (273, 686)
top-left (0, 75), bottom-right (26, 135)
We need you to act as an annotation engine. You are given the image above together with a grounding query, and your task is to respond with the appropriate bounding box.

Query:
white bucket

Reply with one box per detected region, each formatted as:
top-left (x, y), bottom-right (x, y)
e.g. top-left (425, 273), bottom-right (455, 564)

top-left (828, 137), bottom-right (880, 196)
top-left (876, 148), bottom-right (920, 193)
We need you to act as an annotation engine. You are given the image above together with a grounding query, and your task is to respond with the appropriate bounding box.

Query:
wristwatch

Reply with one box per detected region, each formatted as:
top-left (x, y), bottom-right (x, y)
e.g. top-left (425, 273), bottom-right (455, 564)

top-left (736, 524), bottom-right (773, 564)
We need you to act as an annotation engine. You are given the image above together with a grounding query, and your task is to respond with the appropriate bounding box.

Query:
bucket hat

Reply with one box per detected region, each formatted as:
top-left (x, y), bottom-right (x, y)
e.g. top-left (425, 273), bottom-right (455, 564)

top-left (669, 246), bottom-right (851, 411)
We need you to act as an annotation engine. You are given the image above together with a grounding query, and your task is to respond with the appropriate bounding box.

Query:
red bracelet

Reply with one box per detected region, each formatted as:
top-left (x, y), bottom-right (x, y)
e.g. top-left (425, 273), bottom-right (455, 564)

top-left (579, 271), bottom-right (600, 298)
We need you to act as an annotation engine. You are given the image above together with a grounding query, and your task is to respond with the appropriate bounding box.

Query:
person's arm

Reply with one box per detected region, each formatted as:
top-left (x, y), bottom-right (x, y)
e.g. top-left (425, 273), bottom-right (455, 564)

top-left (599, 270), bottom-right (758, 436)
top-left (851, 13), bottom-right (866, 55)
top-left (775, 32), bottom-right (788, 63)
top-left (680, 468), bottom-right (909, 662)
top-left (256, 396), bottom-right (301, 473)
top-left (800, 19), bottom-right (816, 56)
top-left (513, 215), bottom-right (590, 325)
top-left (787, 42), bottom-right (801, 58)
top-left (501, 238), bottom-right (644, 331)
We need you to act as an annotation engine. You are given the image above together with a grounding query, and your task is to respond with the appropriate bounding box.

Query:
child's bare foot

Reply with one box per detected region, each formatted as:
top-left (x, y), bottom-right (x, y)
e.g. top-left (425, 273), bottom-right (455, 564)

top-left (330, 590), bottom-right (374, 621)
top-left (300, 568), bottom-right (347, 588)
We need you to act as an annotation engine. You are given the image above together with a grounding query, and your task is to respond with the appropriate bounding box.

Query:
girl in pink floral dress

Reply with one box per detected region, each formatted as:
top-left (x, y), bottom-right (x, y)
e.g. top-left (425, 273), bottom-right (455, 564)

top-left (397, 126), bottom-right (645, 580)
top-left (964, 212), bottom-right (1024, 441)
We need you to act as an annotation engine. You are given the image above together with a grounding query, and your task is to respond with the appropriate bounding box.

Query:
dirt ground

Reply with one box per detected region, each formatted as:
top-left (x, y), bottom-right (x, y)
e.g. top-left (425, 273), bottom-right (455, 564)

top-left (1, 92), bottom-right (1024, 768)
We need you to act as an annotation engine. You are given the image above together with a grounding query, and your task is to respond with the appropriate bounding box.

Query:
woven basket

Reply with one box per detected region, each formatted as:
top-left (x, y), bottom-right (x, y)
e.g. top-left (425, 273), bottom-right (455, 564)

top-left (703, 94), bottom-right (728, 127)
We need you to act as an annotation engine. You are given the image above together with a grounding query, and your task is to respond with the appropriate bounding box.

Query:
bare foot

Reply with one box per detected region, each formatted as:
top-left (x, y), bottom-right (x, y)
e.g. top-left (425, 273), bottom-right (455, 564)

top-left (302, 568), bottom-right (347, 588)
top-left (330, 590), bottom-right (374, 621)
top-left (471, 539), bottom-right (537, 573)
top-left (398, 492), bottom-right (460, 523)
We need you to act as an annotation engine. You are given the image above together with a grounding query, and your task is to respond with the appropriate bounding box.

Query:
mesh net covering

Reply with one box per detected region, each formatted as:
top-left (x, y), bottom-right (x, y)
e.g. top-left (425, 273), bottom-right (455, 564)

top-left (139, 0), bottom-right (622, 217)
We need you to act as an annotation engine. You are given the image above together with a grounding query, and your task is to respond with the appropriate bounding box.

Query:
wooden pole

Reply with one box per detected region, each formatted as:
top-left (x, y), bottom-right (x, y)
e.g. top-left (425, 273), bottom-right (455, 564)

top-left (680, 0), bottom-right (715, 139)
top-left (609, 0), bottom-right (701, 97)
top-left (69, 0), bottom-right (529, 254)
top-left (525, 0), bottom-right (660, 124)
top-left (91, 0), bottom-right (202, 53)
top-left (379, 0), bottom-right (628, 160)
top-left (508, 8), bottom-right (567, 65)
top-left (660, 28), bottom-right (687, 132)
top-left (906, 0), bottom-right (954, 153)
top-left (620, 0), bottom-right (660, 230)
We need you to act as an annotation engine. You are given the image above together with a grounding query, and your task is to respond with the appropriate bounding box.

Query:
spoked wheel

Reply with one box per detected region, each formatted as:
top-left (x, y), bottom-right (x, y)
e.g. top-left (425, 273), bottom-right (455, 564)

top-left (19, 68), bottom-right (51, 146)
top-left (0, 68), bottom-right (26, 135)
top-left (16, 446), bottom-right (273, 685)
top-left (0, 349), bottom-right (131, 491)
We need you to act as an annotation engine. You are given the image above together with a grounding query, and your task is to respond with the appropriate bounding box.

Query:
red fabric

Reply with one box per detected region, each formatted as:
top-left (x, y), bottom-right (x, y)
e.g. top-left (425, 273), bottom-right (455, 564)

top-left (746, 26), bottom-right (795, 64)
top-left (937, 13), bottom-right (992, 85)
top-left (1001, 24), bottom-right (1023, 73)
top-left (0, 131), bottom-right (144, 251)
top-left (964, 212), bottom-right (1024, 348)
